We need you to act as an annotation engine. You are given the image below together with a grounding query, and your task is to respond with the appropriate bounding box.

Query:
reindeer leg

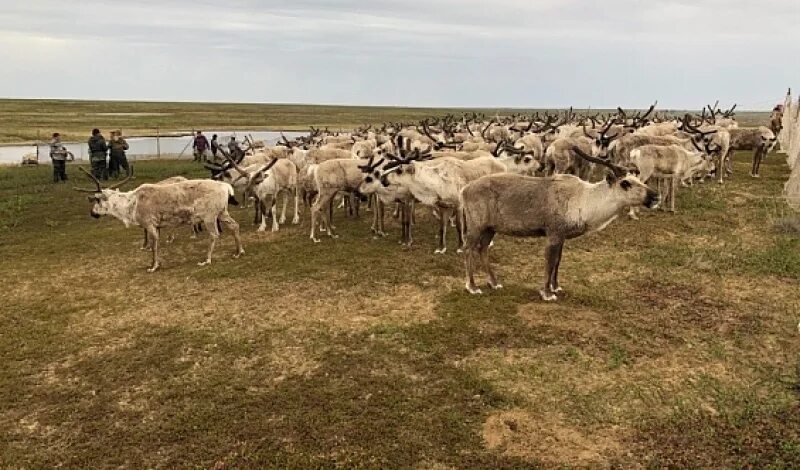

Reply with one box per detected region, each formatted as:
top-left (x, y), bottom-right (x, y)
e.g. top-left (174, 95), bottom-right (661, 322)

top-left (464, 227), bottom-right (483, 294)
top-left (271, 199), bottom-right (279, 232)
top-left (455, 208), bottom-right (465, 253)
top-left (141, 228), bottom-right (150, 250)
top-left (253, 198), bottom-right (262, 225)
top-left (435, 207), bottom-right (448, 254)
top-left (328, 197), bottom-right (336, 231)
top-left (549, 240), bottom-right (564, 293)
top-left (278, 190), bottom-right (288, 225)
top-left (540, 239), bottom-right (562, 301)
top-left (670, 177), bottom-right (677, 212)
top-left (292, 187), bottom-right (300, 224)
top-left (257, 197), bottom-right (270, 232)
top-left (198, 217), bottom-right (219, 266)
top-left (220, 211), bottom-right (244, 258)
top-left (479, 230), bottom-right (500, 289)
top-left (310, 194), bottom-right (322, 243)
top-left (379, 199), bottom-right (386, 236)
top-left (146, 226), bottom-right (160, 272)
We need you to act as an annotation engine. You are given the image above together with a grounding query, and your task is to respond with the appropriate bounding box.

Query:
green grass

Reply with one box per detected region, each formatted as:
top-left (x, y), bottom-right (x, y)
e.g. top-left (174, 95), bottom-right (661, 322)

top-left (0, 151), bottom-right (798, 467)
top-left (0, 98), bottom-right (772, 144)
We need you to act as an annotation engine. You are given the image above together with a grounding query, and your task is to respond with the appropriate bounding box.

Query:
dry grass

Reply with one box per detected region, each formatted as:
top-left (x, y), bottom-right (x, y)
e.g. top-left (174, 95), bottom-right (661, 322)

top-left (0, 150), bottom-right (798, 467)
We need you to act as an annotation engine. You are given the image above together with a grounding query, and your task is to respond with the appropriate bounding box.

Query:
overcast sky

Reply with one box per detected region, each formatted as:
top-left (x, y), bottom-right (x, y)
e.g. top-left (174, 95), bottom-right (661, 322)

top-left (1, 0), bottom-right (797, 109)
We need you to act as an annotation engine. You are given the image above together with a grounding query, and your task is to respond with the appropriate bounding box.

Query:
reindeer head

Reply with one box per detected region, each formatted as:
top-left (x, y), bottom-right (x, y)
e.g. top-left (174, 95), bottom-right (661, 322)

top-left (73, 166), bottom-right (134, 218)
top-left (358, 155), bottom-right (388, 194)
top-left (585, 120), bottom-right (620, 158)
top-left (759, 128), bottom-right (777, 151)
top-left (494, 142), bottom-right (541, 174)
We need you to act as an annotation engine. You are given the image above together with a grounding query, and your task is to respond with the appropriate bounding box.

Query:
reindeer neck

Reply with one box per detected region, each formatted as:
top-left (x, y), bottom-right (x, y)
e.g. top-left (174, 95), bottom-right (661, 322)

top-left (105, 191), bottom-right (139, 227)
top-left (579, 182), bottom-right (625, 232)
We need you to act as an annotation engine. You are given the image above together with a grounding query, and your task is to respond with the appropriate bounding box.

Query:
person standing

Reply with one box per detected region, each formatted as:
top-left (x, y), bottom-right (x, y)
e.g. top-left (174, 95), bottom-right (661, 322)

top-left (49, 132), bottom-right (69, 183)
top-left (210, 134), bottom-right (219, 160)
top-left (228, 136), bottom-right (244, 163)
top-left (88, 128), bottom-right (108, 180)
top-left (770, 104), bottom-right (784, 136)
top-left (193, 131), bottom-right (210, 162)
top-left (108, 130), bottom-right (130, 178)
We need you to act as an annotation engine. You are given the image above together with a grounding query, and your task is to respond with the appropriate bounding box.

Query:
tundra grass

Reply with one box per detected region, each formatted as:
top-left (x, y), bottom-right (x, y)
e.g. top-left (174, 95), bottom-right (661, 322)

top-left (0, 152), bottom-right (798, 467)
top-left (0, 98), bottom-right (771, 144)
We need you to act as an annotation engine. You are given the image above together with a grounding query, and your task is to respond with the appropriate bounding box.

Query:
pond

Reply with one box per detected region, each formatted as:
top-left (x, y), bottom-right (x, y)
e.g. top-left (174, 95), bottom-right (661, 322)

top-left (0, 131), bottom-right (307, 165)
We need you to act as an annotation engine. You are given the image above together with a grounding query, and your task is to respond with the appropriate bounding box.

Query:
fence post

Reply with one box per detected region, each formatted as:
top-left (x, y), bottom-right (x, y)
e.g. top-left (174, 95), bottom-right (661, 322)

top-left (156, 127), bottom-right (161, 159)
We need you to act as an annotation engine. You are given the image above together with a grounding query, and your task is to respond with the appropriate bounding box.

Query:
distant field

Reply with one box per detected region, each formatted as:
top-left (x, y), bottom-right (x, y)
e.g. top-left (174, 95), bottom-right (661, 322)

top-left (0, 99), bottom-right (771, 144)
top-left (1, 152), bottom-right (798, 467)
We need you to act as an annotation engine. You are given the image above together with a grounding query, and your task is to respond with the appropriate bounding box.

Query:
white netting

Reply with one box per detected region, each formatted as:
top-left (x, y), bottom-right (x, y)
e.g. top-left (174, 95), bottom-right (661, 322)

top-left (783, 90), bottom-right (800, 212)
top-left (779, 91), bottom-right (793, 153)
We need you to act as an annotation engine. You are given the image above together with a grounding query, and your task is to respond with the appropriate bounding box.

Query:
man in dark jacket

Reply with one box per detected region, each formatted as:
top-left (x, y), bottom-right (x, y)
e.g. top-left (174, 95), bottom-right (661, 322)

top-left (88, 128), bottom-right (108, 180)
top-left (108, 130), bottom-right (130, 178)
top-left (193, 131), bottom-right (211, 162)
top-left (210, 134), bottom-right (219, 159)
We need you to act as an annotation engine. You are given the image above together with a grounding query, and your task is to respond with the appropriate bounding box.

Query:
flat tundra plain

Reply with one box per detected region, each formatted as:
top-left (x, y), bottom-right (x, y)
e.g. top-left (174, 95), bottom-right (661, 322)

top-left (1, 151), bottom-right (799, 467)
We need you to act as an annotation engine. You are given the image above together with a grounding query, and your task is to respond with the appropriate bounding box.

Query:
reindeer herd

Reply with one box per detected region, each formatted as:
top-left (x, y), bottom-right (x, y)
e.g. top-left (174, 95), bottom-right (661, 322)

top-left (74, 103), bottom-right (779, 301)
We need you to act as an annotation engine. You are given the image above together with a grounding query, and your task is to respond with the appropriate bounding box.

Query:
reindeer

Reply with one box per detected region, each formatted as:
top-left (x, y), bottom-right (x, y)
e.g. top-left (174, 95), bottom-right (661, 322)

top-left (628, 145), bottom-right (712, 213)
top-left (73, 167), bottom-right (244, 272)
top-left (378, 151), bottom-right (506, 254)
top-left (724, 127), bottom-right (777, 177)
top-left (309, 157), bottom-right (374, 242)
top-left (140, 176), bottom-right (205, 249)
top-left (225, 156), bottom-right (300, 232)
top-left (460, 149), bottom-right (659, 300)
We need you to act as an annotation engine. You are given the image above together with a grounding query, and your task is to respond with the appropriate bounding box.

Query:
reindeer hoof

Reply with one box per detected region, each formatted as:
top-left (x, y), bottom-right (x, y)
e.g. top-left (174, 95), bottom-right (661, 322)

top-left (552, 286), bottom-right (563, 293)
top-left (257, 226), bottom-right (266, 232)
top-left (198, 260), bottom-right (211, 266)
top-left (147, 265), bottom-right (159, 273)
top-left (434, 248), bottom-right (446, 255)
top-left (292, 217), bottom-right (300, 224)
top-left (457, 248), bottom-right (464, 254)
top-left (312, 238), bottom-right (321, 243)
top-left (490, 283), bottom-right (503, 290)
top-left (272, 227), bottom-right (279, 233)
top-left (539, 290), bottom-right (558, 301)
top-left (466, 284), bottom-right (482, 295)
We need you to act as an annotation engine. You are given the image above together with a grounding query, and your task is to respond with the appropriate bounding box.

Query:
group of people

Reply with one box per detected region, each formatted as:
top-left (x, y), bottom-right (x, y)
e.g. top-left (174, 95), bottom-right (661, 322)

top-left (49, 129), bottom-right (130, 182)
top-left (48, 129), bottom-right (249, 183)
top-left (192, 131), bottom-right (246, 163)
top-left (87, 129), bottom-right (130, 180)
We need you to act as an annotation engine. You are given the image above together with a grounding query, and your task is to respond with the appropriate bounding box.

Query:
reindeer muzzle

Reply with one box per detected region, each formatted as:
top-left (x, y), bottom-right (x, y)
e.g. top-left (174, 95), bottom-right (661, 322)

top-left (644, 191), bottom-right (660, 209)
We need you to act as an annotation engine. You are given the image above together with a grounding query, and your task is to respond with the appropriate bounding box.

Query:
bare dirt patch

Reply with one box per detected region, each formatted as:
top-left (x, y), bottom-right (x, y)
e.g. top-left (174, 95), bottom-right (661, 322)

top-left (482, 409), bottom-right (622, 465)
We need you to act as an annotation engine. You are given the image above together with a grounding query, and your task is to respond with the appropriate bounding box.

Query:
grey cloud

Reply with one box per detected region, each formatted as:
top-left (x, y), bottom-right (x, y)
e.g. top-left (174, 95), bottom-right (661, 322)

top-left (1, 0), bottom-right (797, 109)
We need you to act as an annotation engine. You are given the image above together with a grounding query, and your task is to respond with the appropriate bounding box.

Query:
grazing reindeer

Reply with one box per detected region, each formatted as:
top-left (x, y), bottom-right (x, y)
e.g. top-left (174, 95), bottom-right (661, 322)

top-left (724, 127), bottom-right (777, 177)
top-left (74, 167), bottom-right (243, 272)
top-left (628, 145), bottom-right (712, 213)
top-left (460, 148), bottom-right (659, 300)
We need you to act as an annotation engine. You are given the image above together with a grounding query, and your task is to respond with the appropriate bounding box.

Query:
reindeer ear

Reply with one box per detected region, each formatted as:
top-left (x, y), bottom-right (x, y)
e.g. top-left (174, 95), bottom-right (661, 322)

top-left (605, 172), bottom-right (617, 185)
